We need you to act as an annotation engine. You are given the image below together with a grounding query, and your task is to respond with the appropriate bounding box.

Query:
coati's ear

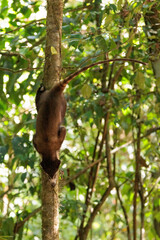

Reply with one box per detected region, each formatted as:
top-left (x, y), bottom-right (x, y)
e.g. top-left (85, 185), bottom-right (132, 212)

top-left (41, 157), bottom-right (61, 179)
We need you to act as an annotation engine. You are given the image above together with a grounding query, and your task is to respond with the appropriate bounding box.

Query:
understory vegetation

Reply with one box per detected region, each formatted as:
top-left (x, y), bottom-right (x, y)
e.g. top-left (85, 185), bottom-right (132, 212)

top-left (0, 0), bottom-right (160, 239)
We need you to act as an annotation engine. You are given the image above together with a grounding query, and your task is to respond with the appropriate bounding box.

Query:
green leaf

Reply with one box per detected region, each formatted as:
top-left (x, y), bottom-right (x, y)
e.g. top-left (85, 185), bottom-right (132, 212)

top-left (1, 0), bottom-right (8, 18)
top-left (12, 135), bottom-right (30, 160)
top-left (21, 6), bottom-right (29, 14)
top-left (112, 96), bottom-right (119, 106)
top-left (95, 35), bottom-right (107, 51)
top-left (51, 46), bottom-right (58, 55)
top-left (81, 84), bottom-right (92, 98)
top-left (21, 172), bottom-right (27, 182)
top-left (135, 71), bottom-right (145, 89)
top-left (70, 33), bottom-right (83, 39)
top-left (62, 25), bottom-right (71, 33)
top-left (68, 40), bottom-right (79, 49)
top-left (0, 145), bottom-right (8, 163)
top-left (117, 0), bottom-right (123, 10)
top-left (110, 38), bottom-right (117, 50)
top-left (1, 0), bottom-right (8, 9)
top-left (105, 15), bottom-right (112, 25)
top-left (8, 13), bottom-right (16, 21)
top-left (29, 186), bottom-right (35, 195)
top-left (109, 4), bottom-right (117, 12)
top-left (145, 77), bottom-right (151, 88)
top-left (1, 217), bottom-right (14, 235)
top-left (153, 59), bottom-right (160, 78)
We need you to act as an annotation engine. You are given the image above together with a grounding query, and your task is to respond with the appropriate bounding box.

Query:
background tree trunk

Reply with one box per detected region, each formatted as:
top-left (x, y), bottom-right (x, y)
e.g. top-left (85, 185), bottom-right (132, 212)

top-left (42, 0), bottom-right (63, 239)
top-left (144, 1), bottom-right (160, 238)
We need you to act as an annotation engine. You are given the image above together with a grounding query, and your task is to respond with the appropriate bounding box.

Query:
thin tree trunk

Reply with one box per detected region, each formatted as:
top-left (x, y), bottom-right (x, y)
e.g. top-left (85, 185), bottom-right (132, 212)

top-left (144, 2), bottom-right (160, 238)
top-left (133, 95), bottom-right (141, 240)
top-left (42, 0), bottom-right (63, 239)
top-left (43, 0), bottom-right (63, 89)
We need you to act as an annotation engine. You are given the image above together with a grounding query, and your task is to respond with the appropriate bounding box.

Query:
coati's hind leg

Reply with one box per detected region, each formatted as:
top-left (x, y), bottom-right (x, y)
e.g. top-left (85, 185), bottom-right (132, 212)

top-left (58, 126), bottom-right (66, 145)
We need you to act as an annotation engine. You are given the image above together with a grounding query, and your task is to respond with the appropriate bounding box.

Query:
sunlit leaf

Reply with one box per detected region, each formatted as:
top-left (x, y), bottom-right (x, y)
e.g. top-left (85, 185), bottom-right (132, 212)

top-left (117, 0), bottom-right (123, 10)
top-left (135, 71), bottom-right (145, 89)
top-left (51, 46), bottom-right (58, 55)
top-left (81, 84), bottom-right (92, 98)
top-left (105, 15), bottom-right (112, 25)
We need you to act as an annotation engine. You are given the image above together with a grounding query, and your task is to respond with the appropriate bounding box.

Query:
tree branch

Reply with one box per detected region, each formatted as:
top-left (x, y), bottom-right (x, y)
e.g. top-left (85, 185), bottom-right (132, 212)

top-left (61, 158), bottom-right (103, 186)
top-left (0, 185), bottom-right (13, 198)
top-left (116, 185), bottom-right (131, 240)
top-left (0, 50), bottom-right (31, 68)
top-left (80, 112), bottom-right (114, 239)
top-left (83, 185), bottom-right (113, 239)
top-left (111, 126), bottom-right (160, 154)
top-left (64, 4), bottom-right (93, 13)
top-left (0, 18), bottom-right (45, 36)
top-left (14, 207), bottom-right (41, 234)
top-left (62, 126), bottom-right (160, 186)
top-left (0, 67), bottom-right (42, 73)
top-left (139, 173), bottom-right (145, 240)
top-left (133, 90), bottom-right (141, 240)
top-left (144, 176), bottom-right (160, 201)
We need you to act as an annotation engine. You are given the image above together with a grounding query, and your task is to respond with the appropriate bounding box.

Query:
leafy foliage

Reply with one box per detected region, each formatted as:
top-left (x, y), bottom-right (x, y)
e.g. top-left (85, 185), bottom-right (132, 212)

top-left (0, 0), bottom-right (160, 239)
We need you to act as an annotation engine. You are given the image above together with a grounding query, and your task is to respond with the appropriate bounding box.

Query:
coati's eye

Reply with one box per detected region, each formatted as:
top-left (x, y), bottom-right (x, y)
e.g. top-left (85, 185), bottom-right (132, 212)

top-left (40, 85), bottom-right (45, 92)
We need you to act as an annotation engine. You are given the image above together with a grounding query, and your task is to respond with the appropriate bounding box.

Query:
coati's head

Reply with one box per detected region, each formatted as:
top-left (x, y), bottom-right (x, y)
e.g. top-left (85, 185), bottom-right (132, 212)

top-left (41, 156), bottom-right (61, 179)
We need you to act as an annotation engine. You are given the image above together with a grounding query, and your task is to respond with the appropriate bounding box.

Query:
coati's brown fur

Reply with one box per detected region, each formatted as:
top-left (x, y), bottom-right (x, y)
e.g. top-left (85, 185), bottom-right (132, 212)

top-left (33, 58), bottom-right (146, 182)
top-left (33, 83), bottom-right (67, 180)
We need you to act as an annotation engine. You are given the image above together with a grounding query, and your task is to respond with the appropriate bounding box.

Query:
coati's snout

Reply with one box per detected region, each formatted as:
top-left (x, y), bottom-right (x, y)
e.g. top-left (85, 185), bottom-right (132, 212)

top-left (41, 157), bottom-right (61, 179)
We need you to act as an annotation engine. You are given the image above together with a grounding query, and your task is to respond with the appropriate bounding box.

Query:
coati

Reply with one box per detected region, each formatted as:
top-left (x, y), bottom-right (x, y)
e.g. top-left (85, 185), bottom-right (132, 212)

top-left (33, 82), bottom-right (67, 181)
top-left (33, 58), bottom-right (146, 183)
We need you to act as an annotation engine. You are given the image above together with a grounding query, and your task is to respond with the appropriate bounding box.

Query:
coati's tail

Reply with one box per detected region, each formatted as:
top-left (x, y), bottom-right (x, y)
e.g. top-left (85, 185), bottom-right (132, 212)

top-left (42, 58), bottom-right (146, 92)
top-left (59, 80), bottom-right (68, 90)
top-left (61, 58), bottom-right (146, 87)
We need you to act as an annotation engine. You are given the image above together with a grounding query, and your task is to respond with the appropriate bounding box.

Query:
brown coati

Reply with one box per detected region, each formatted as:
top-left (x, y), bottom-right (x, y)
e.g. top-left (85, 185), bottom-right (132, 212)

top-left (33, 83), bottom-right (67, 181)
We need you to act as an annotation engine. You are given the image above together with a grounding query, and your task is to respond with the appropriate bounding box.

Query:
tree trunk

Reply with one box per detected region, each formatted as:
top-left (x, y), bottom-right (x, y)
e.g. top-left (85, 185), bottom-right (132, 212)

top-left (144, 1), bottom-right (160, 238)
top-left (144, 0), bottom-right (160, 82)
top-left (41, 0), bottom-right (63, 239)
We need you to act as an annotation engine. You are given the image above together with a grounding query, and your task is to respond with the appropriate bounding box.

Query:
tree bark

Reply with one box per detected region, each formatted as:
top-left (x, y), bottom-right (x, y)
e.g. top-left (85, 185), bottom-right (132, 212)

top-left (44, 0), bottom-right (63, 89)
top-left (41, 0), bottom-right (63, 240)
top-left (144, 2), bottom-right (160, 238)
top-left (144, 1), bottom-right (160, 81)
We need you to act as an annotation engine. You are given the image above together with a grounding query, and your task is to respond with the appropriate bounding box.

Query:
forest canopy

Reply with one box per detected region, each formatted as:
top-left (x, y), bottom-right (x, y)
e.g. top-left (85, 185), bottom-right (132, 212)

top-left (0, 0), bottom-right (160, 239)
